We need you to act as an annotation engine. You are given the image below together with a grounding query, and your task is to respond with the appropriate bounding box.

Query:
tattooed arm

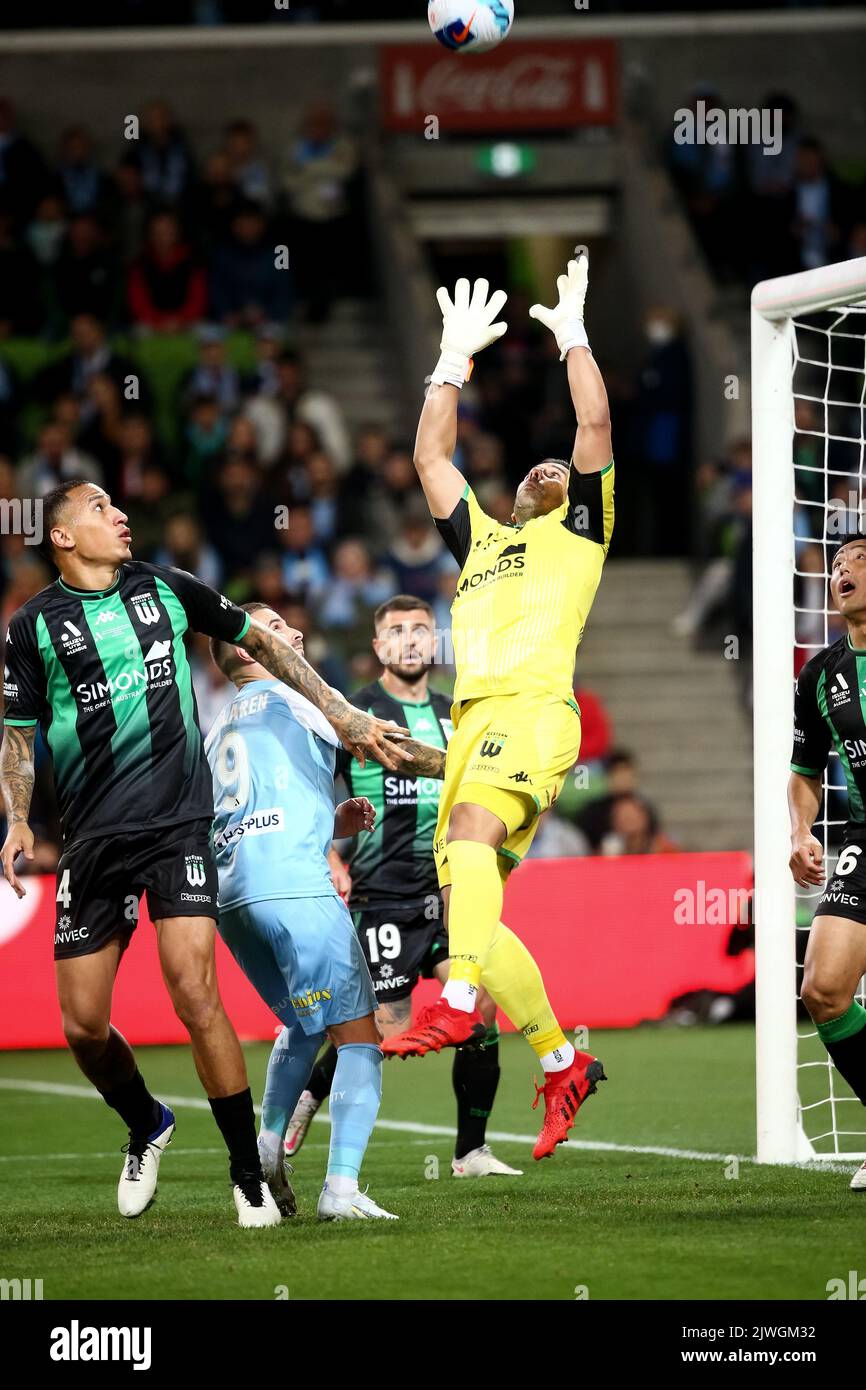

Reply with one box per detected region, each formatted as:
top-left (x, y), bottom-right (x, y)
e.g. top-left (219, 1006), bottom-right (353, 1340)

top-left (1, 725), bottom-right (37, 898)
top-left (239, 619), bottom-right (413, 772)
top-left (382, 734), bottom-right (446, 780)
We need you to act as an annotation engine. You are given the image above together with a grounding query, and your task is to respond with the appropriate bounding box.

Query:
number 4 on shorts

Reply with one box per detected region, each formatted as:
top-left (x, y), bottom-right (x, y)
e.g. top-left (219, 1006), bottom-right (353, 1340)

top-left (56, 868), bottom-right (72, 908)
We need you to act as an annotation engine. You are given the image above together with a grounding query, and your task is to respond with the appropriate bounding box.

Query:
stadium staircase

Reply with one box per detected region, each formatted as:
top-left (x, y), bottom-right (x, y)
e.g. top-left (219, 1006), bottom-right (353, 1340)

top-left (299, 299), bottom-right (406, 442)
top-left (576, 559), bottom-right (753, 853)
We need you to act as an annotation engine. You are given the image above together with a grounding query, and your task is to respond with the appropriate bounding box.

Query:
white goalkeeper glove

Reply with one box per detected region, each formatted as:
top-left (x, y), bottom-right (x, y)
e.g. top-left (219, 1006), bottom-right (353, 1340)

top-left (430, 277), bottom-right (508, 388)
top-left (529, 254), bottom-right (590, 361)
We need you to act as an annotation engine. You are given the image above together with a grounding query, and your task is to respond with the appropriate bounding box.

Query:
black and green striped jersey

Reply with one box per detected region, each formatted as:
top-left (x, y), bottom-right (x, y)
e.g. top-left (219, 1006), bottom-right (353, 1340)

top-left (791, 635), bottom-right (866, 823)
top-left (3, 562), bottom-right (251, 847)
top-left (336, 679), bottom-right (452, 909)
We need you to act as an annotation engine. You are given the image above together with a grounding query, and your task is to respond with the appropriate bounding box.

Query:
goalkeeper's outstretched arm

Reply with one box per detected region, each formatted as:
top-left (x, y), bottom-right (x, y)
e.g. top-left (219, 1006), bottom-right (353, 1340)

top-left (415, 276), bottom-right (508, 519)
top-left (530, 253), bottom-right (612, 475)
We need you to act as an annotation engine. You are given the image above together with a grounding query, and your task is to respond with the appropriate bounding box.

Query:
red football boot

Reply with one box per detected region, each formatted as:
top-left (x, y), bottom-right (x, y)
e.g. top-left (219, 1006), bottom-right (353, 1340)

top-left (381, 999), bottom-right (487, 1058)
top-left (531, 1051), bottom-right (607, 1160)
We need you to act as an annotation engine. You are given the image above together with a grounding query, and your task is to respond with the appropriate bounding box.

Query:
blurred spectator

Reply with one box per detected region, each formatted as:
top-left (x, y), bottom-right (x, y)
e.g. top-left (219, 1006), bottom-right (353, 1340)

top-left (34, 313), bottom-right (139, 418)
top-left (283, 103), bottom-right (357, 323)
top-left (572, 685), bottom-right (613, 763)
top-left (128, 209), bottom-right (207, 332)
top-left (667, 85), bottom-right (743, 282)
top-left (262, 349), bottom-right (351, 472)
top-left (112, 412), bottom-right (164, 501)
top-left (745, 93), bottom-right (800, 281)
top-left (181, 324), bottom-right (241, 414)
top-left (154, 511), bottom-right (222, 589)
top-left (574, 750), bottom-right (666, 854)
top-left (385, 498), bottom-right (452, 604)
top-left (789, 137), bottom-right (849, 272)
top-left (304, 448), bottom-right (341, 544)
top-left (319, 538), bottom-right (395, 630)
top-left (277, 502), bottom-right (330, 598)
top-left (16, 420), bottom-right (101, 498)
top-left (55, 126), bottom-right (111, 216)
top-left (25, 193), bottom-right (67, 270)
top-left (112, 159), bottom-right (148, 265)
top-left (209, 201), bottom-right (292, 329)
top-left (201, 454), bottom-right (276, 581)
top-left (121, 101), bottom-right (193, 207)
top-left (366, 445), bottom-right (417, 542)
top-left (183, 393), bottom-right (229, 488)
top-left (123, 463), bottom-right (180, 559)
top-left (221, 119), bottom-right (272, 209)
top-left (242, 321), bottom-right (285, 398)
top-left (599, 794), bottom-right (678, 856)
top-left (53, 212), bottom-right (119, 326)
top-left (673, 438), bottom-right (751, 639)
top-left (0, 98), bottom-right (46, 227)
top-left (630, 306), bottom-right (692, 556)
top-left (195, 151), bottom-right (242, 249)
top-left (528, 813), bottom-right (590, 860)
top-left (76, 372), bottom-right (126, 477)
top-left (0, 210), bottom-right (42, 336)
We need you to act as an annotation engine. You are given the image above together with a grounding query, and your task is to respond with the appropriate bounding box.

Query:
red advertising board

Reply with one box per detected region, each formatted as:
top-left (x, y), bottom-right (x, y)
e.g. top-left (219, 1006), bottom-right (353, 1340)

top-left (0, 853), bottom-right (752, 1050)
top-left (380, 39), bottom-right (618, 133)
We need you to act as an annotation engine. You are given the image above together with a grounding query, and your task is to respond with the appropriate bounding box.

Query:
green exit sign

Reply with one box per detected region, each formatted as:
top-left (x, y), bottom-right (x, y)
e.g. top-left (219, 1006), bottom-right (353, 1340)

top-left (476, 143), bottom-right (537, 178)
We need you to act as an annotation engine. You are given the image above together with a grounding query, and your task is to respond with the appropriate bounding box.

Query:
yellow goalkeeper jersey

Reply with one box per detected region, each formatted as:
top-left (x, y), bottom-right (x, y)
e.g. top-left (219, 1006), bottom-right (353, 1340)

top-left (434, 461), bottom-right (614, 704)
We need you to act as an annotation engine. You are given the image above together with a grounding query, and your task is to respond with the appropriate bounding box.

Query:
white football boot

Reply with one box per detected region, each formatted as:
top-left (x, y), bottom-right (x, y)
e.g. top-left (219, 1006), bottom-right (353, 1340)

top-left (258, 1133), bottom-right (297, 1217)
top-left (284, 1090), bottom-right (321, 1157)
top-left (117, 1103), bottom-right (176, 1218)
top-left (850, 1160), bottom-right (866, 1191)
top-left (451, 1144), bottom-right (524, 1178)
top-left (233, 1171), bottom-right (283, 1227)
top-left (317, 1183), bottom-right (399, 1222)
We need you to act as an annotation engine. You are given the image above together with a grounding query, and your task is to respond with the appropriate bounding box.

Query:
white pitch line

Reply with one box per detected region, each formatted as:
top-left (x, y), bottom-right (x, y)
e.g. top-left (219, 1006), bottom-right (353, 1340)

top-left (0, 1078), bottom-right (857, 1174)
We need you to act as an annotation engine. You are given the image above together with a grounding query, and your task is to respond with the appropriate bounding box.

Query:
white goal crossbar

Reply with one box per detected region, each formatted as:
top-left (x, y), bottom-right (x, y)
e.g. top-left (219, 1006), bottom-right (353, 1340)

top-left (752, 256), bottom-right (866, 1163)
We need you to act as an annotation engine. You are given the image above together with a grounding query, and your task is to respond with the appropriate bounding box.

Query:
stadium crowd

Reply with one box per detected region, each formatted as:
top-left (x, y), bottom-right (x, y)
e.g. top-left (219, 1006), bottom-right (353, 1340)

top-left (0, 97), bottom-right (681, 866)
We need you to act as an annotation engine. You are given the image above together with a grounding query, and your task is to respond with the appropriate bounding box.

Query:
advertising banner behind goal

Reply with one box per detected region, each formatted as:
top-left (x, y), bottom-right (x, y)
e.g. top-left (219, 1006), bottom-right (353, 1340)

top-left (0, 853), bottom-right (752, 1049)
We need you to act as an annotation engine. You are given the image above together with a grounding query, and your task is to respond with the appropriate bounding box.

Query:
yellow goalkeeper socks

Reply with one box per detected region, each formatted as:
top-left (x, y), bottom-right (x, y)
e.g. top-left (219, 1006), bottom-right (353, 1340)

top-left (481, 920), bottom-right (572, 1068)
top-left (441, 840), bottom-right (503, 1010)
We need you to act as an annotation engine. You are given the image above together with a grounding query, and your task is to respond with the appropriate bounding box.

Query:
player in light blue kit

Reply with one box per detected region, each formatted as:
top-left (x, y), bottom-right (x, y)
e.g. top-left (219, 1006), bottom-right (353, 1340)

top-left (206, 601), bottom-right (446, 1222)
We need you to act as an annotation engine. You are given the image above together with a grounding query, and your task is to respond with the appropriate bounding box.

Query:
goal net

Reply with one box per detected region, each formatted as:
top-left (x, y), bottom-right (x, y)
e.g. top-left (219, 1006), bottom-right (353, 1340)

top-left (752, 256), bottom-right (866, 1163)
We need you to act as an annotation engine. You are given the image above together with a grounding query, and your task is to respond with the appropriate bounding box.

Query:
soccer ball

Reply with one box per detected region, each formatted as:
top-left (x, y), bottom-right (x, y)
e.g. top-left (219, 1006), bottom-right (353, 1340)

top-left (428, 0), bottom-right (515, 54)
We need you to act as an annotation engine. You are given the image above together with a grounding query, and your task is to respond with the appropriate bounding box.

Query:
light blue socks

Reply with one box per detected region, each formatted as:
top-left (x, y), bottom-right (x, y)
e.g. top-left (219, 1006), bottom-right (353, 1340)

top-left (325, 1043), bottom-right (383, 1193)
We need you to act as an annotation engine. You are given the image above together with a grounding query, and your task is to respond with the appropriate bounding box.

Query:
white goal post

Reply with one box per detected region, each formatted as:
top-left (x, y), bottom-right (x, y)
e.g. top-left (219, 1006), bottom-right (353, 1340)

top-left (752, 255), bottom-right (866, 1164)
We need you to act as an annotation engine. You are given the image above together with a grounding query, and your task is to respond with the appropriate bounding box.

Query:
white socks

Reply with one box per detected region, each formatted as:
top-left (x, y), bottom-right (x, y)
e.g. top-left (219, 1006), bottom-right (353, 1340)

top-left (540, 1041), bottom-right (576, 1073)
top-left (324, 1174), bottom-right (358, 1198)
top-left (442, 979), bottom-right (478, 1014)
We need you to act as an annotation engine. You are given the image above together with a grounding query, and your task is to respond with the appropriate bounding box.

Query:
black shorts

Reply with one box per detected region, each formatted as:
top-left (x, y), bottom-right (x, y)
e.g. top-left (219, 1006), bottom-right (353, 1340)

top-left (814, 831), bottom-right (866, 927)
top-left (352, 899), bottom-right (449, 1004)
top-left (53, 819), bottom-right (219, 960)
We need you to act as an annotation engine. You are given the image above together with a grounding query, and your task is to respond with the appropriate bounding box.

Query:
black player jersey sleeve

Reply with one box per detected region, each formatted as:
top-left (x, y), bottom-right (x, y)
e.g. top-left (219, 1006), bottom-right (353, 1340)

top-left (562, 459), bottom-right (615, 551)
top-left (153, 565), bottom-right (250, 643)
top-left (791, 659), bottom-right (832, 775)
top-left (434, 483), bottom-right (475, 568)
top-left (2, 609), bottom-right (46, 725)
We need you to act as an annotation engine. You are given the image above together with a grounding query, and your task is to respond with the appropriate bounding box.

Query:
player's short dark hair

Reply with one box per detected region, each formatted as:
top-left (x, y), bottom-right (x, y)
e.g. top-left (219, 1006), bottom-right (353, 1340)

top-left (830, 532), bottom-right (866, 564)
top-left (540, 458), bottom-right (570, 474)
top-left (209, 599), bottom-right (271, 680)
top-left (373, 594), bottom-right (435, 632)
top-left (39, 477), bottom-right (97, 566)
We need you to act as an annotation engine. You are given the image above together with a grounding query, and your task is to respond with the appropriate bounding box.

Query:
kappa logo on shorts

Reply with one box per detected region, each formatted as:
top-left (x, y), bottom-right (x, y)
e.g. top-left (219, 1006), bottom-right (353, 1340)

top-left (185, 854), bottom-right (206, 888)
top-left (131, 593), bottom-right (160, 626)
top-left (509, 771), bottom-right (530, 783)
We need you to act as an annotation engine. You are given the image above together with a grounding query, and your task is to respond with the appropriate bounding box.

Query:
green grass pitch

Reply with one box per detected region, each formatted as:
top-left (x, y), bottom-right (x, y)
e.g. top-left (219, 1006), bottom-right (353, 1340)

top-left (0, 1025), bottom-right (862, 1301)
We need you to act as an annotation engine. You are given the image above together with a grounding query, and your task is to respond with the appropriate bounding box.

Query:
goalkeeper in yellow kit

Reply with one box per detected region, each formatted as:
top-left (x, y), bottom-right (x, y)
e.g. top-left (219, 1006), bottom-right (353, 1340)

top-left (381, 255), bottom-right (615, 1159)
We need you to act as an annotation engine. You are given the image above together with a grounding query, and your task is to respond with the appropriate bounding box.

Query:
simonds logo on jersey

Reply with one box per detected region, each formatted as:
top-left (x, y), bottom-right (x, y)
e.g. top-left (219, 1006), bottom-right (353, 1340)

top-left (457, 542), bottom-right (526, 597)
top-left (75, 641), bottom-right (174, 710)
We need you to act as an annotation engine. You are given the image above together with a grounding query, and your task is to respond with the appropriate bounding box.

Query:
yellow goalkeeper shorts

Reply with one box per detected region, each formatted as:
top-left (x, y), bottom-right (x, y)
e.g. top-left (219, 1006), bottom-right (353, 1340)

top-left (433, 691), bottom-right (582, 888)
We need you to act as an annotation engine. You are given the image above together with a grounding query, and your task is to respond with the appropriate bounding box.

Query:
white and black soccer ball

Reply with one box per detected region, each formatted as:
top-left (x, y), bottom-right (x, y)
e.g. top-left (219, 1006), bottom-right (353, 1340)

top-left (428, 0), bottom-right (515, 54)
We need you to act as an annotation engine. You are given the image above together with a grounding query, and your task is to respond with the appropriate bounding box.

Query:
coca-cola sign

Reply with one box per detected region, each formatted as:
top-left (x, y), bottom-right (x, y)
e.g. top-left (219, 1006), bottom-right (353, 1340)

top-left (381, 39), bottom-right (618, 132)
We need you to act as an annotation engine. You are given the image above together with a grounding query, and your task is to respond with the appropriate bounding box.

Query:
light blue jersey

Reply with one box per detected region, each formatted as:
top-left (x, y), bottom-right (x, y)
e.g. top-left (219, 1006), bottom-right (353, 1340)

top-left (205, 677), bottom-right (340, 910)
